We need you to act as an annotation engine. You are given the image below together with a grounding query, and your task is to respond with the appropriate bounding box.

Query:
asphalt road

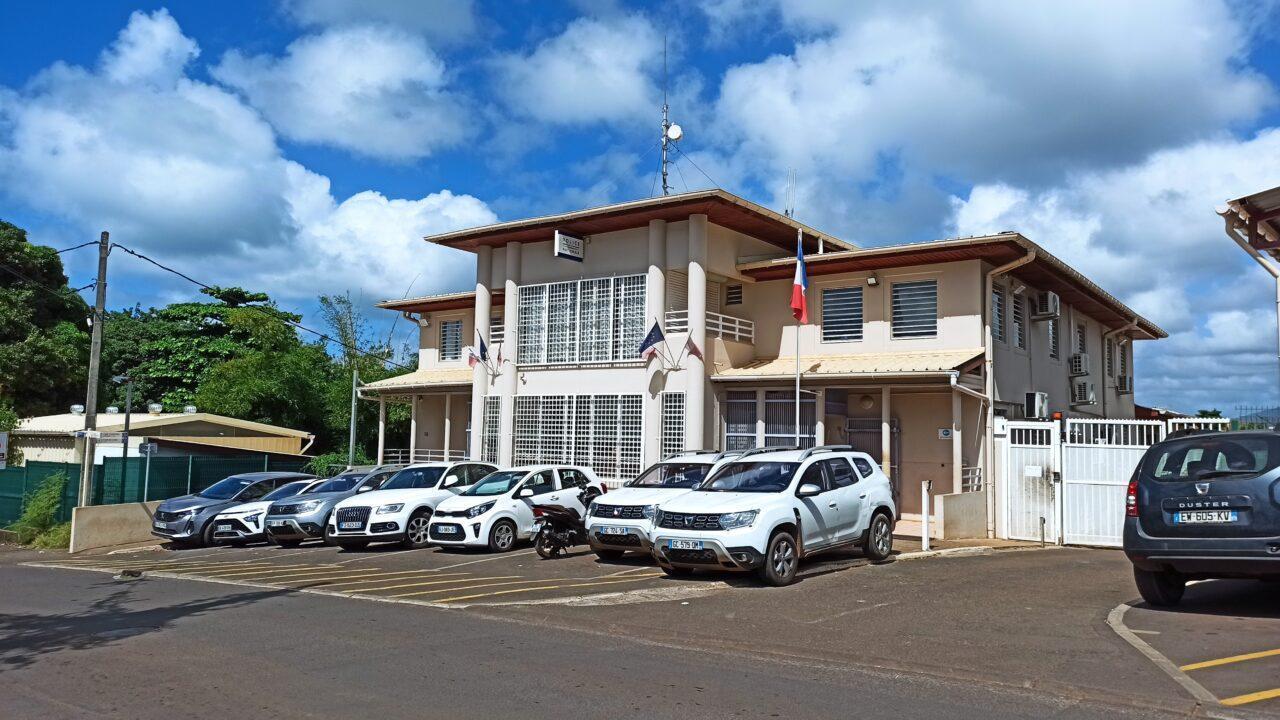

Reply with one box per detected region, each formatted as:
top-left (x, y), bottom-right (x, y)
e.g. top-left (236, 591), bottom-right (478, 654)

top-left (1, 560), bottom-right (1191, 720)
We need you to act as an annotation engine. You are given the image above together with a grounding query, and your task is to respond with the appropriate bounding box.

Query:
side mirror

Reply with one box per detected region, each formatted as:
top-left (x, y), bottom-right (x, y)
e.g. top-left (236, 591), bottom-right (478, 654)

top-left (356, 485), bottom-right (372, 493)
top-left (797, 483), bottom-right (822, 498)
top-left (517, 487), bottom-right (534, 498)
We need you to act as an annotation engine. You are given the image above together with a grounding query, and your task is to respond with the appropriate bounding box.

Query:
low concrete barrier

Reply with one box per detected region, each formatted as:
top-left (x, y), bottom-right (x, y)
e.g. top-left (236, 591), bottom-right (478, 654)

top-left (939, 490), bottom-right (987, 539)
top-left (69, 501), bottom-right (162, 554)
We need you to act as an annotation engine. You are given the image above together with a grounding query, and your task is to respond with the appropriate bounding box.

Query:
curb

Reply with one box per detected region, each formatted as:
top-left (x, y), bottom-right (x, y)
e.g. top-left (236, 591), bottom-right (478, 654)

top-left (895, 546), bottom-right (994, 561)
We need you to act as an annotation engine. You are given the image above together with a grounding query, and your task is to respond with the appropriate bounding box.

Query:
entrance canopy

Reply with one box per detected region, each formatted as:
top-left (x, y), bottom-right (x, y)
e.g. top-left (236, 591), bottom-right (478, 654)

top-left (712, 348), bottom-right (984, 384)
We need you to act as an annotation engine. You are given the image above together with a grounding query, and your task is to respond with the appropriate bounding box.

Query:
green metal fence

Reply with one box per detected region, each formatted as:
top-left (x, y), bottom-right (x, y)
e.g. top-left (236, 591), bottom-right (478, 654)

top-left (1, 454), bottom-right (310, 528)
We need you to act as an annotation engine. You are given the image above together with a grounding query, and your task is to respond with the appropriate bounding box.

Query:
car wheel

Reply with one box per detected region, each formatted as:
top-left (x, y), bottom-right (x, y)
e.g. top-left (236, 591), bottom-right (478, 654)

top-left (594, 549), bottom-right (626, 562)
top-left (1133, 567), bottom-right (1186, 607)
top-left (488, 519), bottom-right (517, 552)
top-left (199, 521), bottom-right (217, 548)
top-left (758, 531), bottom-right (799, 586)
top-left (661, 564), bottom-right (694, 577)
top-left (863, 512), bottom-right (893, 563)
top-left (401, 510), bottom-right (433, 550)
top-left (276, 539), bottom-right (303, 549)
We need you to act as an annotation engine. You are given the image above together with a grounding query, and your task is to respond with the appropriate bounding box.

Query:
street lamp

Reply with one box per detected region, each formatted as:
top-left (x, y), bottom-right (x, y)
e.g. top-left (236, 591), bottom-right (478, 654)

top-left (112, 375), bottom-right (133, 491)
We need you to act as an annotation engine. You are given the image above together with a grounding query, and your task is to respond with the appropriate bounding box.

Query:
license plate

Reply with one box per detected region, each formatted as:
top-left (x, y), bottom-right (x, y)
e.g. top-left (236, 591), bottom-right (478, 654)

top-left (436, 525), bottom-right (459, 535)
top-left (600, 526), bottom-right (628, 536)
top-left (1173, 510), bottom-right (1238, 524)
top-left (268, 520), bottom-right (288, 528)
top-left (668, 539), bottom-right (703, 550)
top-left (339, 521), bottom-right (362, 529)
top-left (153, 521), bottom-right (166, 530)
top-left (531, 521), bottom-right (544, 532)
top-left (216, 523), bottom-right (232, 532)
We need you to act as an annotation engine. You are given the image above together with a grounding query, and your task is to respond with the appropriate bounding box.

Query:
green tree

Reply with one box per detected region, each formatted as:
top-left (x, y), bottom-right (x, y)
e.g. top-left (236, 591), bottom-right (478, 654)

top-left (194, 343), bottom-right (336, 445)
top-left (0, 221), bottom-right (90, 416)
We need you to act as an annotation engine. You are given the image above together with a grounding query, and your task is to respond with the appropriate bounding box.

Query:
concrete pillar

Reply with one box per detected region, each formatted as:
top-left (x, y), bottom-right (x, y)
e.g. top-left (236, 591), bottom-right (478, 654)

top-left (685, 215), bottom-right (708, 449)
top-left (952, 389), bottom-right (963, 493)
top-left (755, 389), bottom-right (766, 447)
top-left (376, 396), bottom-right (386, 464)
top-left (443, 393), bottom-right (452, 460)
top-left (469, 245), bottom-right (492, 460)
top-left (499, 242), bottom-right (522, 466)
top-left (643, 220), bottom-right (667, 465)
top-left (815, 388), bottom-right (826, 445)
top-left (409, 395), bottom-right (418, 461)
top-left (881, 386), bottom-right (892, 475)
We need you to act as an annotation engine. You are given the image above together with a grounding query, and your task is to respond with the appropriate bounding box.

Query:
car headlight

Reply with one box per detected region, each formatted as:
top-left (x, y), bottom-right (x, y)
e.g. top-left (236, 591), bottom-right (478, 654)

top-left (294, 500), bottom-right (323, 513)
top-left (719, 510), bottom-right (758, 530)
top-left (587, 500), bottom-right (599, 516)
top-left (244, 512), bottom-right (262, 527)
top-left (376, 503), bottom-right (404, 515)
top-left (641, 504), bottom-right (658, 521)
top-left (466, 501), bottom-right (495, 518)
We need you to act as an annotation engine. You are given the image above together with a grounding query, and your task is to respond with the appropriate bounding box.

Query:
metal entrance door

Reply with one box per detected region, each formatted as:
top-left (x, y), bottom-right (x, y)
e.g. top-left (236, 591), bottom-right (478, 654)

top-left (1061, 419), bottom-right (1165, 547)
top-left (1000, 420), bottom-right (1060, 543)
top-left (844, 417), bottom-right (901, 513)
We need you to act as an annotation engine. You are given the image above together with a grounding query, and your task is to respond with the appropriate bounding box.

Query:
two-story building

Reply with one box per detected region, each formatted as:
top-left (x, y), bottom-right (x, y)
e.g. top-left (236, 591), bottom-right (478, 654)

top-left (360, 190), bottom-right (1164, 537)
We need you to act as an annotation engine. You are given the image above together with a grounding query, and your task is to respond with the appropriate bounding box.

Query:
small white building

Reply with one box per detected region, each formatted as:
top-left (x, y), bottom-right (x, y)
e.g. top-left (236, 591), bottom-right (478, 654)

top-left (361, 190), bottom-right (1164, 537)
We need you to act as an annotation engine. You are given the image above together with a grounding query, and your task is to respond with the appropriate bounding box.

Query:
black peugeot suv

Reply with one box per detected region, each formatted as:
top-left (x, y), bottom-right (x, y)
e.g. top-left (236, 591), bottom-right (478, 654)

top-left (1123, 430), bottom-right (1280, 606)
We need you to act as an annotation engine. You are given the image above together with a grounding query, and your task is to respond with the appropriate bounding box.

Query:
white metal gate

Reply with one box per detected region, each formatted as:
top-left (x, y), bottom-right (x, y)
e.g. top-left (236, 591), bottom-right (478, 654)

top-left (1061, 419), bottom-right (1165, 547)
top-left (1000, 420), bottom-right (1061, 543)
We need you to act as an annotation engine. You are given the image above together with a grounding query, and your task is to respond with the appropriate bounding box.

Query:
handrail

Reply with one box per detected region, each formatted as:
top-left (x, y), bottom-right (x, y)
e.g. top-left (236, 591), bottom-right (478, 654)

top-left (664, 310), bottom-right (754, 343)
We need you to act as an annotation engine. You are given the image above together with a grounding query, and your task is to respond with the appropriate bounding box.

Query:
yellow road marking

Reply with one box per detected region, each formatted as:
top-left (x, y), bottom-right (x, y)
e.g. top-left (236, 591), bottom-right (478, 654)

top-left (1182, 648), bottom-right (1280, 672)
top-left (354, 575), bottom-right (520, 594)
top-left (1221, 688), bottom-right (1280, 707)
top-left (435, 573), bottom-right (663, 603)
top-left (301, 571), bottom-right (473, 588)
top-left (263, 569), bottom-right (442, 584)
top-left (52, 560), bottom-right (291, 573)
top-left (191, 565), bottom-right (349, 579)
top-left (388, 578), bottom-right (560, 598)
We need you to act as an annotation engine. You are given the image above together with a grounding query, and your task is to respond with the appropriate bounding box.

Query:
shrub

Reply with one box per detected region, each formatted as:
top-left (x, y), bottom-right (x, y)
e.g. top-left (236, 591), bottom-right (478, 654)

top-left (32, 522), bottom-right (71, 549)
top-left (305, 449), bottom-right (371, 477)
top-left (11, 472), bottom-right (68, 544)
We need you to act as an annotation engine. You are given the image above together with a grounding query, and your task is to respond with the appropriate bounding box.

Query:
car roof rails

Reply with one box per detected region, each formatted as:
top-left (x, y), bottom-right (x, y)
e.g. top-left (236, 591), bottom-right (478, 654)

top-left (799, 445), bottom-right (854, 461)
top-left (714, 446), bottom-right (802, 462)
top-left (662, 449), bottom-right (719, 461)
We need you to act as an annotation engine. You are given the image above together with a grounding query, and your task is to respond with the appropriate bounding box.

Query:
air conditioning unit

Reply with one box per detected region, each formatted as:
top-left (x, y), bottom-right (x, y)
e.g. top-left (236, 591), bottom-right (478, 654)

top-left (1033, 291), bottom-right (1061, 320)
top-left (1072, 380), bottom-right (1097, 406)
top-left (1069, 353), bottom-right (1090, 377)
top-left (1024, 391), bottom-right (1049, 419)
top-left (1116, 375), bottom-right (1134, 395)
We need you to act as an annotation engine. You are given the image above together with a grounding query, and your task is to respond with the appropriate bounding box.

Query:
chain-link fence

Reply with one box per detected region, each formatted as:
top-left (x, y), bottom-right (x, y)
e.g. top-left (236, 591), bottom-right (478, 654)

top-left (1233, 405), bottom-right (1280, 430)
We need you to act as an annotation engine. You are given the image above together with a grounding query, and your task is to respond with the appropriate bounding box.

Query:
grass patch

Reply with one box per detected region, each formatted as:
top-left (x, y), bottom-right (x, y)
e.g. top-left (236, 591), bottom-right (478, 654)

top-left (31, 522), bottom-right (71, 549)
top-left (10, 472), bottom-right (68, 545)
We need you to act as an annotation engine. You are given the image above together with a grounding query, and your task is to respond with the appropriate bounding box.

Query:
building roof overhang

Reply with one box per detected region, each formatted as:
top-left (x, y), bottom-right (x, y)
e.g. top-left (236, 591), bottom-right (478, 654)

top-left (15, 412), bottom-right (313, 439)
top-left (1223, 185), bottom-right (1280, 262)
top-left (737, 233), bottom-right (1166, 339)
top-left (376, 290), bottom-right (504, 315)
top-left (359, 367), bottom-right (474, 395)
top-left (424, 189), bottom-right (855, 255)
top-left (712, 348), bottom-right (985, 382)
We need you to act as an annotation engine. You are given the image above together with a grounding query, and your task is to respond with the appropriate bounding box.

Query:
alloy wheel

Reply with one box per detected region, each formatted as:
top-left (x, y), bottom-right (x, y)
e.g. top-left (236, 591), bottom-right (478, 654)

top-left (874, 517), bottom-right (891, 555)
top-left (407, 517), bottom-right (429, 544)
top-left (495, 523), bottom-right (514, 549)
top-left (771, 537), bottom-right (796, 577)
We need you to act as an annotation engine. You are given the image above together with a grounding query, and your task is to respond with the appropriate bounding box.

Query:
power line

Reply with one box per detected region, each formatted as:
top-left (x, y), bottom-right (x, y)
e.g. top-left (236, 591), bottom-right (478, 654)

top-left (110, 243), bottom-right (414, 372)
top-left (0, 261), bottom-right (91, 303)
top-left (55, 241), bottom-right (98, 254)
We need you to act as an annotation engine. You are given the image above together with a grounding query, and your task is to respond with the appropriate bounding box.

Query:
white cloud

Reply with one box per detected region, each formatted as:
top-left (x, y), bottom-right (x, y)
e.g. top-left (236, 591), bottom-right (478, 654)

top-left (280, 0), bottom-right (477, 43)
top-left (213, 25), bottom-right (469, 160)
top-left (494, 15), bottom-right (660, 125)
top-left (0, 9), bottom-right (493, 308)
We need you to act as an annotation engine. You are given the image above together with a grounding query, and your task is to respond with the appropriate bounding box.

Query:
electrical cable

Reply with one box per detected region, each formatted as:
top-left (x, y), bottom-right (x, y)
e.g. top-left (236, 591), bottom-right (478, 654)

top-left (674, 145), bottom-right (720, 189)
top-left (55, 241), bottom-right (98, 254)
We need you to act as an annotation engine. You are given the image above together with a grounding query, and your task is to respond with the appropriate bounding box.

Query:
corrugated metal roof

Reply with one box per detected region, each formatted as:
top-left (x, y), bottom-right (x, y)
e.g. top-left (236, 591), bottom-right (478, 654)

top-left (361, 367), bottom-right (474, 392)
top-left (1225, 185), bottom-right (1280, 262)
top-left (713, 349), bottom-right (984, 380)
top-left (15, 412), bottom-right (312, 438)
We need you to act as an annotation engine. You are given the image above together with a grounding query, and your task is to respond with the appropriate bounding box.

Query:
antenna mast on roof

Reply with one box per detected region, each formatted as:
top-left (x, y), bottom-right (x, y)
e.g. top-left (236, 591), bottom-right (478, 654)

top-left (660, 33), bottom-right (682, 196)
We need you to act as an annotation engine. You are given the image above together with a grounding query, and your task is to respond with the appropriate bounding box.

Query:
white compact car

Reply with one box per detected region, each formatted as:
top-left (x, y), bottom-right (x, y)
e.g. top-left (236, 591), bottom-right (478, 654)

top-left (585, 450), bottom-right (727, 560)
top-left (651, 446), bottom-right (897, 586)
top-left (326, 461), bottom-right (499, 550)
top-left (428, 465), bottom-right (605, 552)
top-left (211, 478), bottom-right (324, 545)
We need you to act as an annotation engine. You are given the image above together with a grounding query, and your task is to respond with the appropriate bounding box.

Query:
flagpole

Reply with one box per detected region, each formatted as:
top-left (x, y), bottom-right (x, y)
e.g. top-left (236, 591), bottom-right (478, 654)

top-left (795, 226), bottom-right (802, 446)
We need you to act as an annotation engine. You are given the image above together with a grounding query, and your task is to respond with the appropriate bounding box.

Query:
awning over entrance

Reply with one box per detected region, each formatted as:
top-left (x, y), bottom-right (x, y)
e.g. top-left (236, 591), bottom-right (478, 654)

top-left (360, 367), bottom-right (473, 395)
top-left (712, 348), bottom-right (984, 382)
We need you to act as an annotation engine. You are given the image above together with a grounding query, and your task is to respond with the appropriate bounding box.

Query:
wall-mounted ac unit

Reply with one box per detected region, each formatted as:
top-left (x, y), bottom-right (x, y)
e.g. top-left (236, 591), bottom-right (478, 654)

top-left (1072, 380), bottom-right (1097, 406)
top-left (1069, 353), bottom-right (1090, 377)
top-left (1024, 391), bottom-right (1049, 419)
top-left (1116, 376), bottom-right (1134, 395)
top-left (1033, 291), bottom-right (1061, 320)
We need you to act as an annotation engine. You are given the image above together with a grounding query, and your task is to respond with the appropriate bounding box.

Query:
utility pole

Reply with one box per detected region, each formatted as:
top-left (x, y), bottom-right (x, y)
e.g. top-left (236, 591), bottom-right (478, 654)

top-left (347, 368), bottom-right (359, 468)
top-left (77, 232), bottom-right (109, 507)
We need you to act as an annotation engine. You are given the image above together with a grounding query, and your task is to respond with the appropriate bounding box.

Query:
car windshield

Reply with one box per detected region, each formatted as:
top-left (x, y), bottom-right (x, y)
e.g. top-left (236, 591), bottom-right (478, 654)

top-left (698, 462), bottom-right (800, 493)
top-left (263, 480), bottom-right (312, 501)
top-left (313, 475), bottom-right (362, 493)
top-left (461, 471), bottom-right (525, 496)
top-left (628, 463), bottom-right (710, 489)
top-left (380, 467), bottom-right (446, 491)
top-left (1145, 436), bottom-right (1276, 481)
top-left (361, 470), bottom-right (395, 490)
top-left (198, 476), bottom-right (255, 500)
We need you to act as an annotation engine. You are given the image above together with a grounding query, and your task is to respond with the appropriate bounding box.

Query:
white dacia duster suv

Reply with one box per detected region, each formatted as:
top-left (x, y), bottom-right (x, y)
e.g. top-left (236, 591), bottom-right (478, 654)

top-left (651, 446), bottom-right (896, 586)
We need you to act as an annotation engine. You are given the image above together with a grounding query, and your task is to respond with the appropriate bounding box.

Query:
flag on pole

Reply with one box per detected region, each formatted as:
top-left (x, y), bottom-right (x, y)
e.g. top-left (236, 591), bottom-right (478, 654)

top-left (467, 332), bottom-right (489, 369)
top-left (684, 335), bottom-right (703, 361)
top-left (790, 233), bottom-right (809, 323)
top-left (638, 322), bottom-right (665, 360)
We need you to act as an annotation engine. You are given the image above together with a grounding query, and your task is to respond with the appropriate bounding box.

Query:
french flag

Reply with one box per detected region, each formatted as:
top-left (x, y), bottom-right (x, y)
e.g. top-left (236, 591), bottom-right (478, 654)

top-left (790, 233), bottom-right (809, 323)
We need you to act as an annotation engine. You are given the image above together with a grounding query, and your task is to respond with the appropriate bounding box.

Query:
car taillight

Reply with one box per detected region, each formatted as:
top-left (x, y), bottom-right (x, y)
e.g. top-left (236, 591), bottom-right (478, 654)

top-left (1126, 477), bottom-right (1139, 518)
top-left (532, 507), bottom-right (545, 518)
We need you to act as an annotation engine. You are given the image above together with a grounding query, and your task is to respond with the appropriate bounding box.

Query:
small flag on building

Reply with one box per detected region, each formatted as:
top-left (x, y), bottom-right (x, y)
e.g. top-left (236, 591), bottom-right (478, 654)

top-left (684, 335), bottom-right (703, 361)
top-left (638, 322), bottom-right (665, 360)
top-left (790, 232), bottom-right (809, 323)
top-left (468, 332), bottom-right (488, 369)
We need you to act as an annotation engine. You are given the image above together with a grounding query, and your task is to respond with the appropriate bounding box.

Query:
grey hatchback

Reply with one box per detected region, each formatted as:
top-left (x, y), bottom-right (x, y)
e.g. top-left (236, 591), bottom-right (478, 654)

top-left (1123, 430), bottom-right (1280, 606)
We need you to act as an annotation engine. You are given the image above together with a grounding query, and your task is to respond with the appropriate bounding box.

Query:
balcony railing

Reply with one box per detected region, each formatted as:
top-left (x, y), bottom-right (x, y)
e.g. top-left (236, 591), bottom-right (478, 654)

top-left (382, 448), bottom-right (469, 464)
top-left (665, 310), bottom-right (754, 343)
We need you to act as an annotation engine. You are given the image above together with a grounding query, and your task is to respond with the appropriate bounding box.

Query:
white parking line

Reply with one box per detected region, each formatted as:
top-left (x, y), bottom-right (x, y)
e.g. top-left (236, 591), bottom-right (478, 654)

top-left (1106, 603), bottom-right (1218, 706)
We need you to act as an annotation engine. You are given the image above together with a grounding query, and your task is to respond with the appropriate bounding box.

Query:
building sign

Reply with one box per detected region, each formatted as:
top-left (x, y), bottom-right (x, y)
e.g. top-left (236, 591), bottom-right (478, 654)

top-left (0, 431), bottom-right (7, 470)
top-left (139, 442), bottom-right (159, 456)
top-left (554, 230), bottom-right (585, 262)
top-left (937, 428), bottom-right (953, 440)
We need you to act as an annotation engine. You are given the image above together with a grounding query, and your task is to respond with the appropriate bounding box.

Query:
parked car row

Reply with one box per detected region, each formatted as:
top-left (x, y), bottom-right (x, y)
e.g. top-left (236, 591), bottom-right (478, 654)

top-left (152, 445), bottom-right (897, 587)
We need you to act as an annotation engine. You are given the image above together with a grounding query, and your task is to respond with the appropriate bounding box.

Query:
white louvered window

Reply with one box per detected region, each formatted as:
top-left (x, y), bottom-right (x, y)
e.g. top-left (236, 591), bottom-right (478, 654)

top-left (516, 275), bottom-right (645, 364)
top-left (991, 289), bottom-right (1006, 343)
top-left (481, 396), bottom-right (501, 464)
top-left (821, 286), bottom-right (863, 342)
top-left (489, 316), bottom-right (504, 345)
top-left (764, 391), bottom-right (817, 449)
top-left (661, 392), bottom-right (686, 458)
top-left (1120, 342), bottom-right (1129, 376)
top-left (892, 280), bottom-right (938, 339)
top-left (1048, 318), bottom-right (1060, 359)
top-left (1076, 323), bottom-right (1088, 354)
top-left (440, 320), bottom-right (463, 361)
top-left (723, 391), bottom-right (758, 451)
top-left (1012, 295), bottom-right (1027, 349)
top-left (725, 284), bottom-right (743, 306)
top-left (512, 394), bottom-right (643, 484)
top-left (1105, 338), bottom-right (1115, 377)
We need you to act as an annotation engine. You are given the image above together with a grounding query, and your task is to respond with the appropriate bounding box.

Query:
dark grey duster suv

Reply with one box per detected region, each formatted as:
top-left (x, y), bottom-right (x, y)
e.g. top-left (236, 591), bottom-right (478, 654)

top-left (1123, 431), bottom-right (1280, 606)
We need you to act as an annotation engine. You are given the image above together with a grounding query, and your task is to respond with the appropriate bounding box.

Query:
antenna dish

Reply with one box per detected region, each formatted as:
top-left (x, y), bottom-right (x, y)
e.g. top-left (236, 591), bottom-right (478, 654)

top-left (666, 123), bottom-right (683, 142)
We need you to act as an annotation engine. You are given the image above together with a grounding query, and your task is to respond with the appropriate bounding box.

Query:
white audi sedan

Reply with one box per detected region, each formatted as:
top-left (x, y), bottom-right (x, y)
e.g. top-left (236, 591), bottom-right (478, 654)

top-left (428, 465), bottom-right (604, 552)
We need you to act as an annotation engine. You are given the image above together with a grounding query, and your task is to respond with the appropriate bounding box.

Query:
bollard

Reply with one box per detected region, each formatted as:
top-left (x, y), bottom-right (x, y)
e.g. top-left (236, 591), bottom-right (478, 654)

top-left (921, 479), bottom-right (933, 552)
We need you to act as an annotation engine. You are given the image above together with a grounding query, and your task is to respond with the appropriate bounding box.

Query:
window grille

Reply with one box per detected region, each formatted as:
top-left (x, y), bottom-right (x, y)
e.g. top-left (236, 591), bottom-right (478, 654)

top-left (723, 391), bottom-right (758, 450)
top-left (517, 275), bottom-right (644, 365)
top-left (991, 289), bottom-right (1006, 343)
top-left (1075, 323), bottom-right (1087, 354)
top-left (661, 392), bottom-right (686, 458)
top-left (892, 280), bottom-right (938, 339)
top-left (518, 285), bottom-right (547, 363)
top-left (489, 316), bottom-right (504, 345)
top-left (725, 284), bottom-right (743, 306)
top-left (821, 287), bottom-right (863, 342)
top-left (546, 282), bottom-right (578, 363)
top-left (481, 396), bottom-right (501, 464)
top-left (1105, 338), bottom-right (1115, 377)
top-left (1012, 295), bottom-right (1026, 349)
top-left (1119, 342), bottom-right (1128, 376)
top-left (1048, 318), bottom-right (1060, 359)
top-left (440, 320), bottom-right (463, 361)
top-left (764, 391), bottom-right (816, 448)
top-left (511, 394), bottom-right (643, 482)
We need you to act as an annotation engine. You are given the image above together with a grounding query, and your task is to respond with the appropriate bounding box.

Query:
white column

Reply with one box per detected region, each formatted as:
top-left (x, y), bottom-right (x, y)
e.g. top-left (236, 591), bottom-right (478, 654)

top-left (815, 388), bottom-right (826, 445)
top-left (499, 242), bottom-right (522, 466)
top-left (443, 393), bottom-right (453, 460)
top-left (685, 214), bottom-right (708, 449)
top-left (376, 396), bottom-right (386, 464)
top-left (469, 245), bottom-right (492, 459)
top-left (644, 219), bottom-right (667, 463)
top-left (881, 386), bottom-right (892, 475)
top-left (409, 395), bottom-right (419, 460)
top-left (755, 389), bottom-right (766, 447)
top-left (952, 389), bottom-right (963, 493)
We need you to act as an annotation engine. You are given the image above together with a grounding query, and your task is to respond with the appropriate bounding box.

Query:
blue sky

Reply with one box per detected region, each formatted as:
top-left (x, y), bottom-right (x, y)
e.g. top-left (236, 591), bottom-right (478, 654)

top-left (1, 0), bottom-right (1279, 413)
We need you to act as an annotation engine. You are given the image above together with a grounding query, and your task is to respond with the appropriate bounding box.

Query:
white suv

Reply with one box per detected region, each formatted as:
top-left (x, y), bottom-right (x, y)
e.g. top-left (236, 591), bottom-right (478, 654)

top-left (327, 461), bottom-right (498, 550)
top-left (651, 446), bottom-right (896, 586)
top-left (585, 450), bottom-right (730, 560)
